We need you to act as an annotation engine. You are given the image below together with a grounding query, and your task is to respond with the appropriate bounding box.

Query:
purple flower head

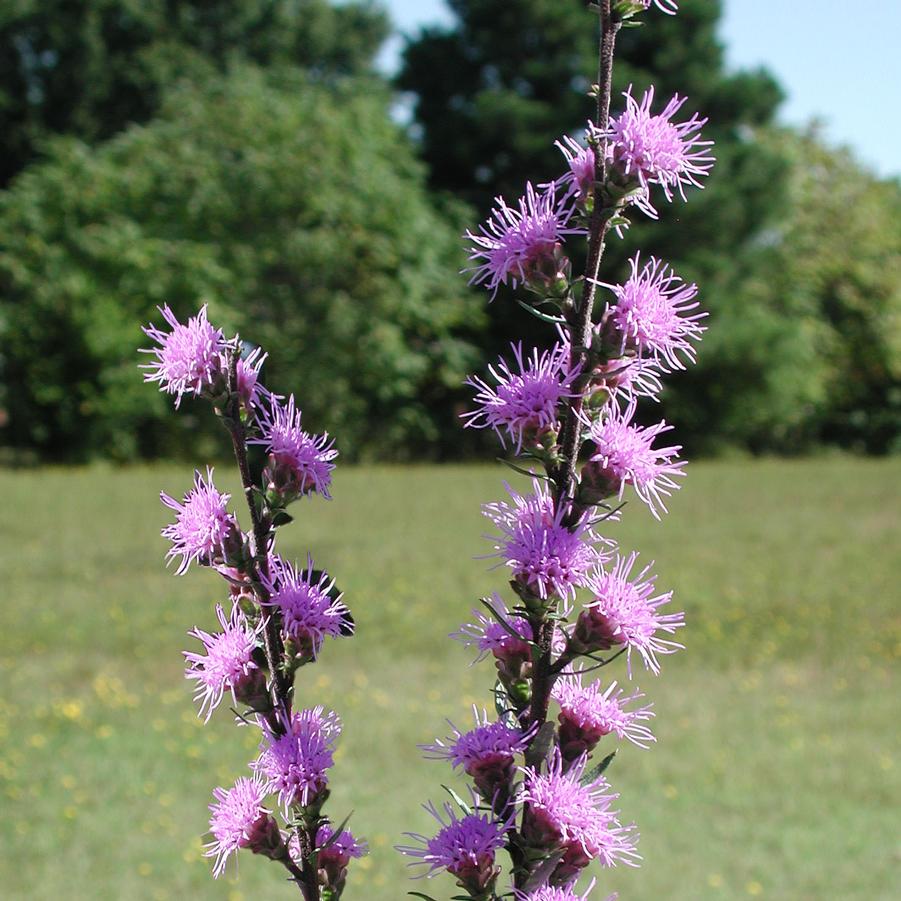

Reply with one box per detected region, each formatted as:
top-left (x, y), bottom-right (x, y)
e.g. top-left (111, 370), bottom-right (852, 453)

top-left (584, 401), bottom-right (685, 518)
top-left (291, 822), bottom-right (367, 892)
top-left (483, 480), bottom-right (601, 602)
top-left (607, 86), bottom-right (714, 215)
top-left (251, 394), bottom-right (337, 500)
top-left (422, 708), bottom-right (532, 797)
top-left (465, 182), bottom-right (583, 297)
top-left (184, 604), bottom-right (264, 721)
top-left (601, 253), bottom-right (706, 371)
top-left (452, 595), bottom-right (534, 665)
top-left (577, 553), bottom-right (685, 675)
top-left (205, 776), bottom-right (280, 878)
top-left (555, 133), bottom-right (596, 202)
top-left (397, 800), bottom-right (512, 893)
top-left (315, 822), bottom-right (368, 868)
top-left (236, 346), bottom-right (268, 410)
top-left (515, 881), bottom-right (616, 901)
top-left (262, 555), bottom-right (352, 658)
top-left (140, 304), bottom-right (227, 406)
top-left (553, 673), bottom-right (655, 758)
top-left (520, 751), bottom-right (640, 875)
top-left (463, 342), bottom-right (577, 451)
top-left (254, 707), bottom-right (341, 813)
top-left (590, 357), bottom-right (663, 403)
top-left (160, 468), bottom-right (241, 574)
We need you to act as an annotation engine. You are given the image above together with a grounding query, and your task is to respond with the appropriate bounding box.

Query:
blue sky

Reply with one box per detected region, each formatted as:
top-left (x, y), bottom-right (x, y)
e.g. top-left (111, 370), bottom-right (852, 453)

top-left (379, 0), bottom-right (900, 178)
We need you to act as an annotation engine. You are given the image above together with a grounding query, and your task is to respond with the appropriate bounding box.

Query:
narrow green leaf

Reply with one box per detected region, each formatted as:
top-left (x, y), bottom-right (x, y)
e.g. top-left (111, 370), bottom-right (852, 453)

top-left (581, 749), bottom-right (617, 785)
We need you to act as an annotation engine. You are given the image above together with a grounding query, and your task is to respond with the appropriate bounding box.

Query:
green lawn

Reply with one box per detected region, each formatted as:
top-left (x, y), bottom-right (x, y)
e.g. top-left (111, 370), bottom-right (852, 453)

top-left (0, 459), bottom-right (898, 900)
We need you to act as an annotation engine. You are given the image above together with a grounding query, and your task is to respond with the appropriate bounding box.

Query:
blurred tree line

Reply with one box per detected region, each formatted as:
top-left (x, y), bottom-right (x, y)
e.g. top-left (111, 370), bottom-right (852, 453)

top-left (0, 0), bottom-right (898, 462)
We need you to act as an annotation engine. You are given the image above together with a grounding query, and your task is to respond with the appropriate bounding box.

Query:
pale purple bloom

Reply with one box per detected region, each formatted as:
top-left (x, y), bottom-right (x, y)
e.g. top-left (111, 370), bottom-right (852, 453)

top-left (579, 553), bottom-right (685, 675)
top-left (140, 304), bottom-right (227, 406)
top-left (465, 182), bottom-right (583, 297)
top-left (184, 604), bottom-right (263, 721)
top-left (315, 822), bottom-right (368, 866)
top-left (254, 707), bottom-right (340, 812)
top-left (236, 346), bottom-right (268, 410)
top-left (262, 556), bottom-right (352, 656)
top-left (452, 594), bottom-right (534, 664)
top-left (591, 356), bottom-right (663, 402)
top-left (397, 801), bottom-right (511, 891)
top-left (555, 133), bottom-right (596, 201)
top-left (601, 253), bottom-right (705, 370)
top-left (608, 86), bottom-right (713, 215)
top-left (585, 401), bottom-right (685, 518)
top-left (160, 468), bottom-right (240, 574)
top-left (422, 708), bottom-right (531, 795)
top-left (251, 394), bottom-right (337, 499)
top-left (553, 673), bottom-right (655, 752)
top-left (205, 776), bottom-right (273, 878)
top-left (463, 342), bottom-right (577, 450)
top-left (483, 481), bottom-right (601, 601)
top-left (515, 881), bottom-right (615, 901)
top-left (520, 751), bottom-right (640, 872)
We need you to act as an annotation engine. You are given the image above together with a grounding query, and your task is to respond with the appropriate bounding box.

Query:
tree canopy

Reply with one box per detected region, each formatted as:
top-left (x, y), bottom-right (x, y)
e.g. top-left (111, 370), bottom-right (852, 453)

top-left (0, 66), bottom-right (482, 461)
top-left (0, 0), bottom-right (390, 185)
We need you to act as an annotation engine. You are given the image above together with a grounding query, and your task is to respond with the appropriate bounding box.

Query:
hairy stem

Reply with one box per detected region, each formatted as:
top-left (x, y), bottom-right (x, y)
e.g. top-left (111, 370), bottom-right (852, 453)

top-left (224, 348), bottom-right (316, 899)
top-left (224, 349), bottom-right (292, 724)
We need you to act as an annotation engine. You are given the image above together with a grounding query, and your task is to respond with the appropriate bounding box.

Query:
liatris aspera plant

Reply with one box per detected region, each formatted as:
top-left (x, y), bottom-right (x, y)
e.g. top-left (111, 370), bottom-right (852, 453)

top-left (399, 1), bottom-right (712, 898)
top-left (141, 306), bottom-right (363, 899)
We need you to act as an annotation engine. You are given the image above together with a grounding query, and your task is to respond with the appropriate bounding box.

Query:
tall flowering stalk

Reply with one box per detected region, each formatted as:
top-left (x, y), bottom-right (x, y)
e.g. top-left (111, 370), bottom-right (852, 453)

top-left (400, 1), bottom-right (712, 898)
top-left (140, 306), bottom-right (364, 900)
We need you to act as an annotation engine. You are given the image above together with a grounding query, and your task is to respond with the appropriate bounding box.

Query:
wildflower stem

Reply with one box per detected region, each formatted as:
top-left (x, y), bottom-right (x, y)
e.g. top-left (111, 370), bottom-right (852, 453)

top-left (555, 0), bottom-right (622, 501)
top-left (223, 348), bottom-right (292, 731)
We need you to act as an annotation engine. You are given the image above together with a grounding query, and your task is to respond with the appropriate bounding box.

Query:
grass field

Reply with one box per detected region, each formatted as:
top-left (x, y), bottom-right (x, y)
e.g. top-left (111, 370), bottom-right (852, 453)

top-left (0, 459), bottom-right (898, 900)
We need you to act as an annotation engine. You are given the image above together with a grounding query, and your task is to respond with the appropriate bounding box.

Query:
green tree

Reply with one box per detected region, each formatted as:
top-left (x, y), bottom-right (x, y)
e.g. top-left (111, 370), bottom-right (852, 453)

top-left (0, 65), bottom-right (483, 462)
top-left (0, 0), bottom-right (389, 185)
top-left (676, 127), bottom-right (901, 454)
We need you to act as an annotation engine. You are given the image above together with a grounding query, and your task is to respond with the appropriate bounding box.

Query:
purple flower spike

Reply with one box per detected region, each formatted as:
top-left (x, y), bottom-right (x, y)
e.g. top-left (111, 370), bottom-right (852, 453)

top-left (140, 304), bottom-right (227, 406)
top-left (397, 800), bottom-right (512, 894)
top-left (520, 750), bottom-right (640, 879)
top-left (584, 401), bottom-right (685, 518)
top-left (205, 776), bottom-right (280, 878)
top-left (421, 708), bottom-right (532, 797)
top-left (452, 594), bottom-right (534, 665)
top-left (577, 552), bottom-right (685, 675)
top-left (254, 707), bottom-right (341, 813)
top-left (553, 672), bottom-right (655, 757)
top-left (262, 555), bottom-right (353, 658)
top-left (463, 342), bottom-right (577, 451)
top-left (184, 604), bottom-right (264, 721)
top-left (608, 86), bottom-right (714, 215)
top-left (602, 253), bottom-right (706, 371)
top-left (160, 468), bottom-right (241, 575)
top-left (251, 394), bottom-right (338, 500)
top-left (465, 182), bottom-right (583, 297)
top-left (483, 480), bottom-right (602, 602)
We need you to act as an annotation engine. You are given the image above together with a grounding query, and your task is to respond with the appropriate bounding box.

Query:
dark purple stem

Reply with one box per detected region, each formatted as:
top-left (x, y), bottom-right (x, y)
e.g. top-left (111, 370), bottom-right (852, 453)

top-left (224, 348), bottom-right (319, 900)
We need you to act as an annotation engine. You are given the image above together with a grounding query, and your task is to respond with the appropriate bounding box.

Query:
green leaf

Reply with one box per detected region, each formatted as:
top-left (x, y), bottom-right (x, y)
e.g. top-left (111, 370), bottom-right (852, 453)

top-left (581, 749), bottom-right (617, 785)
top-left (524, 721), bottom-right (557, 768)
top-left (440, 784), bottom-right (473, 816)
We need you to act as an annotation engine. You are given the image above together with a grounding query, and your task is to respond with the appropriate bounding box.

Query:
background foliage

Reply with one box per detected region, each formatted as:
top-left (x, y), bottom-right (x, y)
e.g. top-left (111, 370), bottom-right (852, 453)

top-left (0, 0), bottom-right (898, 460)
